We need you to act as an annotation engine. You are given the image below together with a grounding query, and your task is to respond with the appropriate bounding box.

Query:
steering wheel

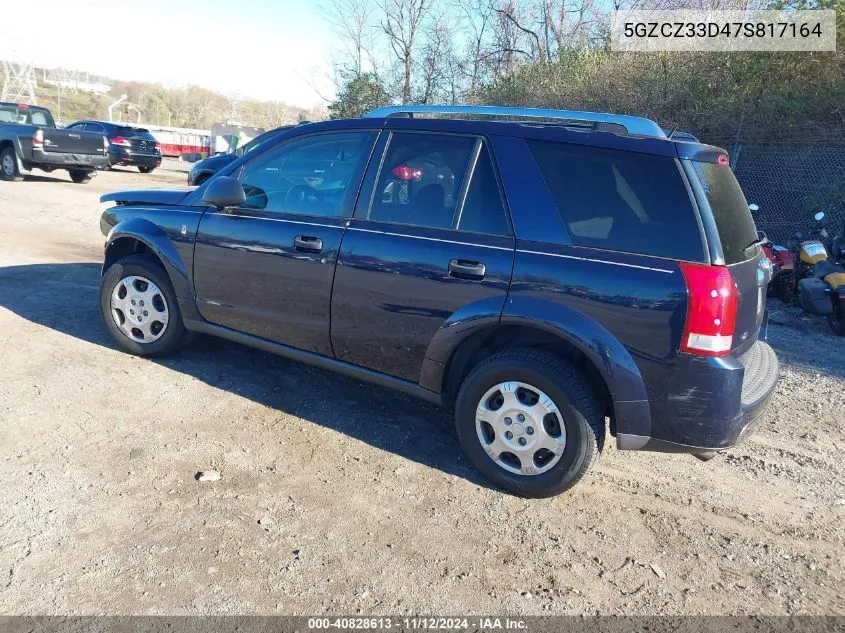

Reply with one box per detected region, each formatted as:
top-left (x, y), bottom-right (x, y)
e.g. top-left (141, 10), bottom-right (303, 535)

top-left (285, 184), bottom-right (331, 213)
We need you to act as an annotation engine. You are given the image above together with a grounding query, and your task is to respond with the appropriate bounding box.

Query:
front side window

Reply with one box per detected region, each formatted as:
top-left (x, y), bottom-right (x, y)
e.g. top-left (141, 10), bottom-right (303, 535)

top-left (368, 133), bottom-right (476, 229)
top-left (238, 131), bottom-right (376, 217)
top-left (528, 139), bottom-right (705, 261)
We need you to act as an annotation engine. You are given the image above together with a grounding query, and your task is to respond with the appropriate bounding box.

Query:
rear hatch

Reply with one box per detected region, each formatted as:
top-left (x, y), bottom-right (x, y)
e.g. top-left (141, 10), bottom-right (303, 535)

top-left (119, 127), bottom-right (159, 155)
top-left (43, 128), bottom-right (105, 155)
top-left (686, 159), bottom-right (767, 355)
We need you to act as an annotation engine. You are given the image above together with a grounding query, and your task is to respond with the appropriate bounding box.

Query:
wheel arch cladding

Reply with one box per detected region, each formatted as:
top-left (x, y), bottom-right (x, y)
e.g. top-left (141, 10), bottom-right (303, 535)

top-left (428, 295), bottom-right (651, 437)
top-left (104, 218), bottom-right (192, 299)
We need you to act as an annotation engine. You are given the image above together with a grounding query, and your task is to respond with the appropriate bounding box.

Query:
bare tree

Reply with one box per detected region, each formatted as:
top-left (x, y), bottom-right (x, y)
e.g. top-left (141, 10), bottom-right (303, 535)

top-left (493, 1), bottom-right (544, 63)
top-left (265, 100), bottom-right (294, 127)
top-left (416, 11), bottom-right (455, 103)
top-left (326, 0), bottom-right (382, 79)
top-left (379, 0), bottom-right (432, 104)
top-left (455, 0), bottom-right (496, 93)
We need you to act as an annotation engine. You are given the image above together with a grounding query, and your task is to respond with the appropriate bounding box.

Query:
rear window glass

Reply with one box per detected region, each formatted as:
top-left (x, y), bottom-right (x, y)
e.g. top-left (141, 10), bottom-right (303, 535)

top-left (112, 126), bottom-right (154, 140)
top-left (527, 140), bottom-right (705, 261)
top-left (0, 105), bottom-right (53, 127)
top-left (688, 161), bottom-right (758, 264)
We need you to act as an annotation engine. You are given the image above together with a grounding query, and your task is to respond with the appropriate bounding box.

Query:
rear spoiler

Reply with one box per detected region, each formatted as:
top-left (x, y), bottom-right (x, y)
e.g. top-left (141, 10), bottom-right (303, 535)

top-left (675, 142), bottom-right (729, 165)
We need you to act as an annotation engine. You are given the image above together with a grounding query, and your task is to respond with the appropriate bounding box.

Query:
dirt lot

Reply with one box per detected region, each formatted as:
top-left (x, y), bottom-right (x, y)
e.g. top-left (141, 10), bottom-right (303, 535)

top-left (0, 163), bottom-right (843, 616)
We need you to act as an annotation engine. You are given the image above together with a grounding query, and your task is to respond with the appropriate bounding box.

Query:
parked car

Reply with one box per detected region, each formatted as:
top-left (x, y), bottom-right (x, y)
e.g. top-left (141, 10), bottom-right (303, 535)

top-left (187, 125), bottom-right (293, 186)
top-left (0, 102), bottom-right (109, 183)
top-left (97, 105), bottom-right (779, 498)
top-left (66, 120), bottom-right (161, 173)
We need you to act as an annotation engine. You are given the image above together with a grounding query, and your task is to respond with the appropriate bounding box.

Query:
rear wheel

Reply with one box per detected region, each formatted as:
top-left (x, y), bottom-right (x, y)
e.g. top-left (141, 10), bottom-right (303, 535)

top-left (139, 166), bottom-right (154, 174)
top-left (100, 255), bottom-right (188, 357)
top-left (1, 147), bottom-right (23, 181)
top-left (69, 169), bottom-right (92, 184)
top-left (455, 348), bottom-right (605, 498)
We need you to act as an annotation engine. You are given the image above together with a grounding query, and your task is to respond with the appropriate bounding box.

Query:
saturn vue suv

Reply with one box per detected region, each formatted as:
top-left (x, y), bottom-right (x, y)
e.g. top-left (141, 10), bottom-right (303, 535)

top-left (96, 105), bottom-right (779, 498)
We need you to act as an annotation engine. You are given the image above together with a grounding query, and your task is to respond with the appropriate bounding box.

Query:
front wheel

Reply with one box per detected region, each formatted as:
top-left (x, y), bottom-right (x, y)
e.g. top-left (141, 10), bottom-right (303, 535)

top-left (455, 348), bottom-right (605, 498)
top-left (69, 169), bottom-right (92, 184)
top-left (139, 166), bottom-right (155, 174)
top-left (100, 255), bottom-right (188, 357)
top-left (1, 147), bottom-right (23, 181)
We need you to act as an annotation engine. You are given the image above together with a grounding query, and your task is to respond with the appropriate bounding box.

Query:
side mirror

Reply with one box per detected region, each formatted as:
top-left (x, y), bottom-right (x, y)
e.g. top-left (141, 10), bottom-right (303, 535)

top-left (814, 211), bottom-right (825, 222)
top-left (748, 203), bottom-right (759, 213)
top-left (201, 176), bottom-right (245, 209)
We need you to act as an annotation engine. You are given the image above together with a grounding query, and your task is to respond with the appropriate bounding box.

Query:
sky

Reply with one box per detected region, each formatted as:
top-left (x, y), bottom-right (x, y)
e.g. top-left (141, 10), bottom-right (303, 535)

top-left (0, 0), bottom-right (337, 108)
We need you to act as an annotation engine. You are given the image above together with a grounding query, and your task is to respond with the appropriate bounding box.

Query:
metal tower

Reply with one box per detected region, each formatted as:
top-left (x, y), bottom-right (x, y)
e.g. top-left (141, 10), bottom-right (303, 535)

top-left (1, 60), bottom-right (38, 104)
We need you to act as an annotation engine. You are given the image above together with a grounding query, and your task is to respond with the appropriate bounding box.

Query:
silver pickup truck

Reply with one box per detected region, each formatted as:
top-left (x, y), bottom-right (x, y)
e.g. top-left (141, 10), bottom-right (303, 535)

top-left (0, 102), bottom-right (109, 183)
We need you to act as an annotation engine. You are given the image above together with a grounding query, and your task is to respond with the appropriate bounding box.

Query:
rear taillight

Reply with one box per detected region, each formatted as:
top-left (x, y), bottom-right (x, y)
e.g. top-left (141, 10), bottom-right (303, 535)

top-left (32, 129), bottom-right (43, 148)
top-left (154, 142), bottom-right (161, 152)
top-left (110, 136), bottom-right (131, 147)
top-left (679, 262), bottom-right (738, 357)
top-left (103, 136), bottom-right (109, 152)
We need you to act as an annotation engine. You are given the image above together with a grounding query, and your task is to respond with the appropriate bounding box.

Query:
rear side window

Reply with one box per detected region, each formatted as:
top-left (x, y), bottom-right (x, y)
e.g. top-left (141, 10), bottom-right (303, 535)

top-left (688, 161), bottom-right (757, 264)
top-left (527, 140), bottom-right (705, 261)
top-left (369, 133), bottom-right (475, 229)
top-left (457, 145), bottom-right (510, 236)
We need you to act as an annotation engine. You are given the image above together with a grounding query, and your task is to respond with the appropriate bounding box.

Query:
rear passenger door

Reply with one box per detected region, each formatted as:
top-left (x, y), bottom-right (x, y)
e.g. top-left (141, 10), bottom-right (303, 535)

top-left (331, 131), bottom-right (515, 383)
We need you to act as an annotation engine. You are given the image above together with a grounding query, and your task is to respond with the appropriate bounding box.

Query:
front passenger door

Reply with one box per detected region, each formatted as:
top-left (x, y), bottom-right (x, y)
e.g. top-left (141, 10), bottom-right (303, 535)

top-left (192, 129), bottom-right (378, 355)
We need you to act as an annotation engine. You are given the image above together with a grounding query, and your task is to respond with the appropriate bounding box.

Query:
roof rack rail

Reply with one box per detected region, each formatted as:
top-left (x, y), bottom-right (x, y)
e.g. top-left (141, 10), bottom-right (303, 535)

top-left (364, 105), bottom-right (666, 138)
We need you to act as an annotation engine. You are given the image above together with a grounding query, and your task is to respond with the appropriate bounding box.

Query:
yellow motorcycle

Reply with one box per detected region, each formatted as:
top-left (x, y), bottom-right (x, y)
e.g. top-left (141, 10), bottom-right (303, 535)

top-left (791, 212), bottom-right (845, 336)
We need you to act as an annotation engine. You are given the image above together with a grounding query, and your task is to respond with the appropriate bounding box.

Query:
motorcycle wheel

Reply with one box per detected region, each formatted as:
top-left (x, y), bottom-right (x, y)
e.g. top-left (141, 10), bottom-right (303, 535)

top-left (827, 301), bottom-right (845, 337)
top-left (771, 275), bottom-right (793, 303)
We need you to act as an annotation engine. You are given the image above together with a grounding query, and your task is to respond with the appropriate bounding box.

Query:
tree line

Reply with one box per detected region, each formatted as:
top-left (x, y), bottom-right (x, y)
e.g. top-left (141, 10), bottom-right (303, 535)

top-left (0, 68), bottom-right (323, 130)
top-left (325, 0), bottom-right (845, 145)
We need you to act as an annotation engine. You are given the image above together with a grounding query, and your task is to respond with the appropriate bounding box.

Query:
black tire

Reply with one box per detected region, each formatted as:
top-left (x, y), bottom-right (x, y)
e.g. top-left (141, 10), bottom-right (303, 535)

top-left (193, 173), bottom-right (210, 186)
top-left (100, 255), bottom-right (188, 357)
top-left (139, 166), bottom-right (154, 174)
top-left (1, 146), bottom-right (23, 181)
top-left (828, 301), bottom-right (845, 337)
top-left (69, 169), bottom-right (92, 184)
top-left (455, 348), bottom-right (605, 498)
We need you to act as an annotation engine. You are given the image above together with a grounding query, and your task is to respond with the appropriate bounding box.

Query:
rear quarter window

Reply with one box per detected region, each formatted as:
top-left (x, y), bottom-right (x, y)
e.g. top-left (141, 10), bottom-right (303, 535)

top-left (527, 139), bottom-right (706, 262)
top-left (687, 161), bottom-right (758, 264)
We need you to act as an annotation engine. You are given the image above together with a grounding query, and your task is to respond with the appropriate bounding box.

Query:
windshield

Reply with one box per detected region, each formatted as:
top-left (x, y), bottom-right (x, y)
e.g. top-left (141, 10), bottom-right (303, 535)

top-left (0, 105), bottom-right (54, 127)
top-left (688, 161), bottom-right (759, 264)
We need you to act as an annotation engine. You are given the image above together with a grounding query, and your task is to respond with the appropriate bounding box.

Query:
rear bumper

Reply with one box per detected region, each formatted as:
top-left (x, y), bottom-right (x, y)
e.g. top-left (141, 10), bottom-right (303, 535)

top-left (29, 148), bottom-right (109, 170)
top-left (617, 339), bottom-right (779, 454)
top-left (109, 150), bottom-right (162, 167)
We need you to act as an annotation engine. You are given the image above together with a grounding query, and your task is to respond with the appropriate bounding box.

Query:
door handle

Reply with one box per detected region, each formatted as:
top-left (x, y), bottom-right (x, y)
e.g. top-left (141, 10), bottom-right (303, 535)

top-left (294, 235), bottom-right (323, 253)
top-left (448, 259), bottom-right (486, 280)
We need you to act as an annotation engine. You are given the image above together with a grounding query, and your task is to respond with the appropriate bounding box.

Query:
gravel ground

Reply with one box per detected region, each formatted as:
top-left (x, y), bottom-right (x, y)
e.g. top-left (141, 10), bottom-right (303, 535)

top-left (0, 164), bottom-right (843, 616)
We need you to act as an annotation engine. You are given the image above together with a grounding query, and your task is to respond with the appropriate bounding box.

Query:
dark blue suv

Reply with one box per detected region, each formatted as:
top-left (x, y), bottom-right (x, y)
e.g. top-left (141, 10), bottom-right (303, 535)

top-left (97, 105), bottom-right (779, 497)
